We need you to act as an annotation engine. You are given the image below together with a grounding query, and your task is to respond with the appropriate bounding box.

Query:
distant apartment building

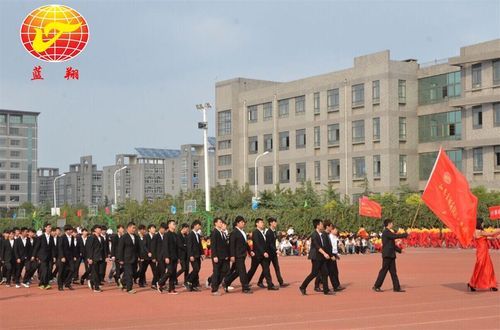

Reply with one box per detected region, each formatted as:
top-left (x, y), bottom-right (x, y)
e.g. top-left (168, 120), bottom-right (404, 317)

top-left (215, 39), bottom-right (500, 199)
top-left (37, 167), bottom-right (60, 206)
top-left (0, 110), bottom-right (39, 208)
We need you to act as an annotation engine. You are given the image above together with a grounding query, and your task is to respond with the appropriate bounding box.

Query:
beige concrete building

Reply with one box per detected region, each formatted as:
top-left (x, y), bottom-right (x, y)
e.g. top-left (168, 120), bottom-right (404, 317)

top-left (215, 39), bottom-right (500, 199)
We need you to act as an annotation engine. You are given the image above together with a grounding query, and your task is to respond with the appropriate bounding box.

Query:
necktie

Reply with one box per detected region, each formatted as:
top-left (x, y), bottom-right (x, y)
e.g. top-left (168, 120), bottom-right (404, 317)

top-left (71, 237), bottom-right (75, 247)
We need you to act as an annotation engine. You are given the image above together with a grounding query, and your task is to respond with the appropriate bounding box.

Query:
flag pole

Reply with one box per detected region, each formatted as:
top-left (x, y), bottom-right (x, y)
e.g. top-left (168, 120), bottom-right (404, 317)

top-left (410, 202), bottom-right (421, 228)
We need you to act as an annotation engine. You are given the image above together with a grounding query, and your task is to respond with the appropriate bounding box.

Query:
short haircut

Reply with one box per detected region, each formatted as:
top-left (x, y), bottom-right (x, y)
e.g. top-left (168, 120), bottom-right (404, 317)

top-left (383, 219), bottom-right (393, 227)
top-left (312, 218), bottom-right (323, 229)
top-left (255, 218), bottom-right (264, 226)
top-left (147, 224), bottom-right (156, 230)
top-left (92, 225), bottom-right (101, 231)
top-left (267, 217), bottom-right (277, 225)
top-left (28, 228), bottom-right (36, 233)
top-left (233, 215), bottom-right (246, 228)
top-left (323, 220), bottom-right (332, 228)
top-left (81, 228), bottom-right (88, 233)
top-left (138, 224), bottom-right (146, 230)
top-left (43, 223), bottom-right (51, 230)
top-left (167, 219), bottom-right (176, 226)
top-left (51, 227), bottom-right (57, 232)
top-left (127, 222), bottom-right (136, 228)
top-left (181, 223), bottom-right (189, 229)
top-left (117, 224), bottom-right (125, 230)
top-left (191, 220), bottom-right (202, 228)
top-left (13, 227), bottom-right (20, 231)
top-left (63, 224), bottom-right (73, 231)
top-left (20, 227), bottom-right (28, 232)
top-left (160, 222), bottom-right (168, 230)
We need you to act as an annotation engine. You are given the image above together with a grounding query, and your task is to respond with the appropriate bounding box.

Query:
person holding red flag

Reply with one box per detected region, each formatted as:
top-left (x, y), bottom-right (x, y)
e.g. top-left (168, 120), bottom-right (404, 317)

top-left (468, 218), bottom-right (500, 292)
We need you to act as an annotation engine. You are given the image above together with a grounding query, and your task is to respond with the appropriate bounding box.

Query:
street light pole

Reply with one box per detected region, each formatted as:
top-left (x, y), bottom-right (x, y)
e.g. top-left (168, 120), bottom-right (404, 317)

top-left (113, 166), bottom-right (127, 207)
top-left (53, 173), bottom-right (66, 215)
top-left (197, 103), bottom-right (212, 212)
top-left (254, 151), bottom-right (270, 198)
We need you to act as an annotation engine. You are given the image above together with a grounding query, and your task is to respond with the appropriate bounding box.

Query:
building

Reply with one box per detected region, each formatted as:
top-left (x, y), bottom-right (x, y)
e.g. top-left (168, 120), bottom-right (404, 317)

top-left (37, 167), bottom-right (60, 206)
top-left (103, 140), bottom-right (216, 204)
top-left (0, 110), bottom-right (39, 208)
top-left (215, 39), bottom-right (500, 199)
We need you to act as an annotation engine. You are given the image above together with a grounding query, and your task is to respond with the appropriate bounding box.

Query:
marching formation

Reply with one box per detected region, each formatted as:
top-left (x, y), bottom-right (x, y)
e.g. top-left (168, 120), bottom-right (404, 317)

top-left (0, 216), bottom-right (498, 296)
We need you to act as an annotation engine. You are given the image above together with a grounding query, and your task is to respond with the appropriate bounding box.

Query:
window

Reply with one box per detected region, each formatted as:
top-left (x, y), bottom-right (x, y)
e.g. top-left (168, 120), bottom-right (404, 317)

top-left (419, 110), bottom-right (462, 142)
top-left (10, 196), bottom-right (20, 202)
top-left (399, 155), bottom-right (407, 177)
top-left (279, 164), bottom-right (290, 183)
top-left (327, 124), bottom-right (340, 146)
top-left (10, 184), bottom-right (20, 191)
top-left (373, 117), bottom-right (380, 141)
top-left (218, 170), bottom-right (232, 179)
top-left (314, 161), bottom-right (321, 182)
top-left (328, 159), bottom-right (340, 181)
top-left (314, 126), bottom-right (320, 147)
top-left (23, 115), bottom-right (36, 124)
top-left (495, 146), bottom-right (500, 170)
top-left (399, 117), bottom-right (407, 140)
top-left (418, 71), bottom-right (461, 105)
top-left (372, 80), bottom-right (380, 103)
top-left (247, 105), bottom-right (257, 123)
top-left (296, 129), bottom-right (306, 148)
top-left (494, 103), bottom-right (500, 127)
top-left (472, 63), bottom-right (481, 88)
top-left (9, 115), bottom-right (21, 124)
top-left (353, 157), bottom-right (366, 179)
top-left (472, 106), bottom-right (482, 129)
top-left (10, 173), bottom-right (20, 180)
top-left (11, 150), bottom-right (20, 157)
top-left (494, 60), bottom-right (500, 85)
top-left (327, 88), bottom-right (339, 111)
top-left (217, 110), bottom-right (232, 136)
top-left (248, 136), bottom-right (258, 154)
top-left (10, 162), bottom-right (20, 168)
top-left (296, 162), bottom-right (306, 182)
top-left (10, 139), bottom-right (20, 146)
top-left (218, 155), bottom-right (231, 166)
top-left (419, 150), bottom-right (462, 180)
top-left (398, 80), bottom-right (406, 103)
top-left (9, 127), bottom-right (20, 135)
top-left (218, 140), bottom-right (231, 150)
top-left (352, 120), bottom-right (365, 143)
top-left (248, 167), bottom-right (256, 185)
top-left (352, 84), bottom-right (364, 107)
top-left (278, 99), bottom-right (289, 117)
top-left (0, 184), bottom-right (5, 190)
top-left (373, 155), bottom-right (381, 178)
top-left (263, 102), bottom-right (273, 121)
top-left (279, 131), bottom-right (289, 150)
top-left (295, 96), bottom-right (305, 114)
top-left (314, 92), bottom-right (320, 114)
top-left (0, 114), bottom-right (6, 123)
top-left (264, 134), bottom-right (273, 151)
top-left (473, 148), bottom-right (483, 172)
top-left (264, 166), bottom-right (273, 184)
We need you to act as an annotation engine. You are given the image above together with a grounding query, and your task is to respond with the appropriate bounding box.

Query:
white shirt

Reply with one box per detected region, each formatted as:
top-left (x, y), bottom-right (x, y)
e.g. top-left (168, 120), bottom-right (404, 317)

top-left (130, 233), bottom-right (135, 244)
top-left (260, 229), bottom-right (266, 241)
top-left (45, 233), bottom-right (50, 244)
top-left (21, 237), bottom-right (27, 247)
top-left (329, 234), bottom-right (338, 255)
top-left (10, 239), bottom-right (14, 248)
top-left (237, 227), bottom-right (247, 241)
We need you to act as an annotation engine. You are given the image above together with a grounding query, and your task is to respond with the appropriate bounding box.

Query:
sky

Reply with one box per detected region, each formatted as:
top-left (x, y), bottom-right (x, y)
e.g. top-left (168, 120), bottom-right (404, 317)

top-left (0, 0), bottom-right (499, 170)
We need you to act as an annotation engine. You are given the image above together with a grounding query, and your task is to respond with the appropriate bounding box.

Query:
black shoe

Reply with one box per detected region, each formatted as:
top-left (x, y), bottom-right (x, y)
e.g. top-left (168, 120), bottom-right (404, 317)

top-left (334, 286), bottom-right (345, 292)
top-left (490, 287), bottom-right (498, 292)
top-left (324, 291), bottom-right (335, 296)
top-left (58, 287), bottom-right (64, 291)
top-left (192, 286), bottom-right (201, 292)
top-left (299, 287), bottom-right (307, 296)
top-left (467, 284), bottom-right (476, 292)
top-left (372, 286), bottom-right (382, 292)
top-left (80, 278), bottom-right (85, 285)
top-left (268, 285), bottom-right (279, 291)
top-left (257, 283), bottom-right (266, 289)
top-left (314, 287), bottom-right (322, 292)
top-left (393, 289), bottom-right (406, 293)
top-left (139, 284), bottom-right (146, 288)
top-left (280, 283), bottom-right (290, 288)
top-left (242, 289), bottom-right (253, 294)
top-left (65, 285), bottom-right (75, 291)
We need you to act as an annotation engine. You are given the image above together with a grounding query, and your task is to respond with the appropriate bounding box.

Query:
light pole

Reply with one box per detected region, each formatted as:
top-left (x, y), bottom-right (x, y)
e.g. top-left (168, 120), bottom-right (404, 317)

top-left (53, 173), bottom-right (66, 216)
top-left (254, 151), bottom-right (270, 198)
top-left (113, 166), bottom-right (127, 209)
top-left (196, 102), bottom-right (212, 212)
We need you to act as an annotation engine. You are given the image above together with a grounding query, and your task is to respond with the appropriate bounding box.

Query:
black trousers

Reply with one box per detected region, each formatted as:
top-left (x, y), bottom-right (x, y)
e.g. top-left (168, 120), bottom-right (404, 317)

top-left (72, 258), bottom-right (81, 280)
top-left (57, 259), bottom-right (75, 288)
top-left (91, 261), bottom-right (103, 290)
top-left (80, 260), bottom-right (90, 282)
top-left (225, 257), bottom-right (250, 291)
top-left (314, 259), bottom-right (340, 289)
top-left (23, 260), bottom-right (37, 283)
top-left (99, 260), bottom-right (106, 283)
top-left (123, 262), bottom-right (137, 291)
top-left (176, 258), bottom-right (188, 283)
top-left (258, 254), bottom-right (284, 285)
top-left (140, 259), bottom-right (157, 286)
top-left (374, 257), bottom-right (401, 290)
top-left (211, 258), bottom-right (229, 292)
top-left (300, 259), bottom-right (329, 293)
top-left (247, 256), bottom-right (274, 288)
top-left (14, 259), bottom-right (26, 285)
top-left (158, 259), bottom-right (177, 291)
top-left (3, 260), bottom-right (13, 284)
top-left (186, 257), bottom-right (201, 286)
top-left (39, 259), bottom-right (51, 286)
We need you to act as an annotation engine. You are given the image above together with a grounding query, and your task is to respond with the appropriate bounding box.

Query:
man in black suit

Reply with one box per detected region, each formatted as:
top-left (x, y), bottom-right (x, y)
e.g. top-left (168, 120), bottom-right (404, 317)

top-left (210, 218), bottom-right (230, 296)
top-left (157, 220), bottom-right (180, 294)
top-left (78, 228), bottom-right (91, 285)
top-left (13, 227), bottom-right (30, 288)
top-left (153, 223), bottom-right (167, 290)
top-left (373, 219), bottom-right (408, 293)
top-left (299, 219), bottom-right (333, 295)
top-left (1, 230), bottom-right (15, 287)
top-left (257, 217), bottom-right (289, 288)
top-left (186, 220), bottom-right (203, 291)
top-left (99, 226), bottom-right (110, 284)
top-left (57, 225), bottom-right (77, 291)
top-left (225, 216), bottom-right (252, 294)
top-left (33, 223), bottom-right (56, 290)
top-left (110, 225), bottom-right (125, 288)
top-left (50, 227), bottom-right (61, 282)
top-left (247, 218), bottom-right (279, 291)
top-left (314, 221), bottom-right (345, 292)
top-left (21, 228), bottom-right (37, 287)
top-left (86, 225), bottom-right (106, 292)
top-left (143, 224), bottom-right (158, 289)
top-left (175, 223), bottom-right (189, 287)
top-left (117, 222), bottom-right (142, 294)
top-left (137, 224), bottom-right (148, 287)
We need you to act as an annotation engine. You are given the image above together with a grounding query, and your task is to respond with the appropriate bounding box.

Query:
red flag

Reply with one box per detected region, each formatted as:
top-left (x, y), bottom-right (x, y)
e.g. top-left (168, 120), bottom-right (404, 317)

top-left (62, 210), bottom-right (67, 219)
top-left (359, 196), bottom-right (382, 219)
top-left (422, 148), bottom-right (477, 247)
top-left (105, 207), bottom-right (110, 215)
top-left (77, 210), bottom-right (82, 217)
top-left (489, 206), bottom-right (500, 220)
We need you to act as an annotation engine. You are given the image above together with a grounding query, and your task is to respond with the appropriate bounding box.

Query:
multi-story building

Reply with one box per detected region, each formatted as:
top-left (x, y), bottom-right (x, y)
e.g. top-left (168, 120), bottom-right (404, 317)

top-left (215, 39), bottom-right (500, 199)
top-left (37, 167), bottom-right (61, 206)
top-left (0, 110), bottom-right (39, 208)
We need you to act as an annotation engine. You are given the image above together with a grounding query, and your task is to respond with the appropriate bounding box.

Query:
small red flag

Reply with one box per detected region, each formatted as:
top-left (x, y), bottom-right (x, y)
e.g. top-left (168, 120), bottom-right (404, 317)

top-left (359, 196), bottom-right (382, 219)
top-left (62, 210), bottom-right (67, 219)
top-left (422, 148), bottom-right (477, 247)
top-left (105, 207), bottom-right (110, 215)
top-left (77, 210), bottom-right (82, 217)
top-left (489, 206), bottom-right (500, 220)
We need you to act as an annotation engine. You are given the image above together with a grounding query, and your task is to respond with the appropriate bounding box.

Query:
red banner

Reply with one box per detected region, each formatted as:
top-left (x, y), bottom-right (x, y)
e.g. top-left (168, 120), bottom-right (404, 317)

top-left (489, 206), bottom-right (500, 220)
top-left (359, 196), bottom-right (382, 219)
top-left (422, 148), bottom-right (477, 247)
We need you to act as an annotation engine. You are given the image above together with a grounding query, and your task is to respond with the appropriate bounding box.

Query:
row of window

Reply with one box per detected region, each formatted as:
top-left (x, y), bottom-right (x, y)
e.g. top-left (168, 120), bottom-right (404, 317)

top-left (0, 161), bottom-right (21, 168)
top-left (473, 104), bottom-right (500, 129)
top-left (0, 184), bottom-right (21, 191)
top-left (0, 138), bottom-right (22, 146)
top-left (0, 173), bottom-right (21, 180)
top-left (0, 114), bottom-right (37, 125)
top-left (472, 146), bottom-right (500, 172)
top-left (472, 60), bottom-right (500, 89)
top-left (0, 196), bottom-right (20, 202)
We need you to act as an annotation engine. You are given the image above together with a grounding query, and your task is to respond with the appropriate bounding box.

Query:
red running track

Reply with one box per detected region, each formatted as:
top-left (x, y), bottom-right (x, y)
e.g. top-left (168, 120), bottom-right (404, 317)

top-left (0, 248), bottom-right (499, 329)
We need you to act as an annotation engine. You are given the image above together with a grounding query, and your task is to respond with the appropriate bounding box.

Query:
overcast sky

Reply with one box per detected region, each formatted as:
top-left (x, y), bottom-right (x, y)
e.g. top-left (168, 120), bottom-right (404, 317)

top-left (1, 0), bottom-right (499, 170)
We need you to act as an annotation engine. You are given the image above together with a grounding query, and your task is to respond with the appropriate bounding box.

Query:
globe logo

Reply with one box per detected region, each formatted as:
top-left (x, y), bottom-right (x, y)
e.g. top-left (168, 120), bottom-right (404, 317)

top-left (20, 5), bottom-right (89, 62)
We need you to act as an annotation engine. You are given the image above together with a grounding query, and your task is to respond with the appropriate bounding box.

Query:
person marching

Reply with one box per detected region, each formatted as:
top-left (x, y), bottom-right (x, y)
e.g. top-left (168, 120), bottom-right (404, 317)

top-left (33, 223), bottom-right (56, 290)
top-left (157, 220), bottom-right (180, 294)
top-left (186, 220), bottom-right (203, 292)
top-left (314, 221), bottom-right (345, 292)
top-left (210, 218), bottom-right (230, 296)
top-left (117, 222), bottom-right (142, 294)
top-left (257, 217), bottom-right (289, 288)
top-left (86, 225), bottom-right (106, 293)
top-left (57, 225), bottom-right (77, 291)
top-left (225, 216), bottom-right (252, 294)
top-left (175, 223), bottom-right (189, 287)
top-left (13, 227), bottom-right (30, 288)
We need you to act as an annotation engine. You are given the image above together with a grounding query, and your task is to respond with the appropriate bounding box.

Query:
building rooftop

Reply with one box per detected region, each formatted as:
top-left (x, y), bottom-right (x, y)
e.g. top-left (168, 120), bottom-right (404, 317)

top-left (0, 109), bottom-right (40, 116)
top-left (135, 147), bottom-right (181, 159)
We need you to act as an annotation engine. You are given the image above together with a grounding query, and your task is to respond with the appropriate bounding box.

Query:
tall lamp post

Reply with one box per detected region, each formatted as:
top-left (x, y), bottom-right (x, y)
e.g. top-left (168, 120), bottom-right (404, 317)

top-left (196, 103), bottom-right (212, 212)
top-left (113, 166), bottom-right (127, 212)
top-left (254, 151), bottom-right (270, 198)
top-left (52, 173), bottom-right (66, 216)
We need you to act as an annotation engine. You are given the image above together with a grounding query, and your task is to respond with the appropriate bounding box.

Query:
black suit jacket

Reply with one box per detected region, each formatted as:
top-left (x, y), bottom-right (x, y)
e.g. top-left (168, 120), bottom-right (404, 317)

top-left (33, 234), bottom-right (56, 262)
top-left (177, 233), bottom-right (187, 260)
top-left (86, 235), bottom-right (106, 262)
top-left (186, 231), bottom-right (203, 258)
top-left (58, 235), bottom-right (76, 260)
top-left (152, 233), bottom-right (166, 261)
top-left (308, 231), bottom-right (326, 261)
top-left (322, 232), bottom-right (333, 257)
top-left (265, 229), bottom-right (278, 257)
top-left (210, 229), bottom-right (229, 260)
top-left (110, 234), bottom-right (121, 258)
top-left (251, 229), bottom-right (268, 258)
top-left (165, 231), bottom-right (179, 260)
top-left (381, 228), bottom-right (408, 258)
top-left (144, 233), bottom-right (155, 260)
top-left (13, 237), bottom-right (31, 261)
top-left (78, 236), bottom-right (88, 258)
top-left (116, 234), bottom-right (141, 264)
top-left (230, 229), bottom-right (250, 259)
top-left (138, 235), bottom-right (148, 259)
top-left (2, 239), bottom-right (15, 262)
